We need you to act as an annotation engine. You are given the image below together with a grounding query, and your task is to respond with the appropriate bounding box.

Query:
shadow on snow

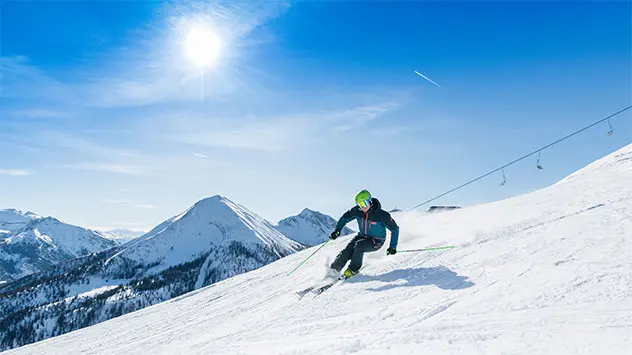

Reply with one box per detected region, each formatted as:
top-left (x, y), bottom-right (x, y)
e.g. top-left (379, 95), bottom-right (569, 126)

top-left (349, 266), bottom-right (475, 292)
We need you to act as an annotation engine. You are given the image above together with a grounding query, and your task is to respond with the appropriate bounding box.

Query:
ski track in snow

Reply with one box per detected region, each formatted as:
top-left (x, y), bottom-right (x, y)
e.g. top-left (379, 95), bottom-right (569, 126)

top-left (6, 144), bottom-right (632, 355)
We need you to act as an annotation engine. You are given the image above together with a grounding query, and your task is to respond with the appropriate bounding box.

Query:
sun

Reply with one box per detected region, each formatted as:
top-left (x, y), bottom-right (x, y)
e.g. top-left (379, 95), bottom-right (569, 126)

top-left (183, 26), bottom-right (222, 69)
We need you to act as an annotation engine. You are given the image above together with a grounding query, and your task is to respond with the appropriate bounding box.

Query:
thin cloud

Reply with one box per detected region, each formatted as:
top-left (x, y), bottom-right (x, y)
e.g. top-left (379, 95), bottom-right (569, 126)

top-left (171, 102), bottom-right (398, 152)
top-left (99, 200), bottom-right (158, 209)
top-left (36, 131), bottom-right (161, 176)
top-left (41, 131), bottom-right (144, 159)
top-left (193, 152), bottom-right (210, 159)
top-left (177, 119), bottom-right (309, 152)
top-left (134, 204), bottom-right (158, 209)
top-left (367, 125), bottom-right (415, 137)
top-left (0, 56), bottom-right (78, 104)
top-left (100, 199), bottom-right (131, 205)
top-left (0, 169), bottom-right (31, 176)
top-left (331, 103), bottom-right (397, 132)
top-left (64, 163), bottom-right (156, 176)
top-left (414, 70), bottom-right (441, 87)
top-left (11, 108), bottom-right (71, 119)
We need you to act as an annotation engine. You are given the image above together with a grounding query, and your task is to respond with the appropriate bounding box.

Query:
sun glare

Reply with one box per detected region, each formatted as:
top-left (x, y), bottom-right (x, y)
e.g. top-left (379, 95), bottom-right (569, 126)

top-left (183, 26), bottom-right (222, 69)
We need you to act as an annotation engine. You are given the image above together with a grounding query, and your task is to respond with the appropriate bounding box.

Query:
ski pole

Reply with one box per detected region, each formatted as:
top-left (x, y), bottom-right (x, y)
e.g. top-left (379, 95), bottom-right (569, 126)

top-left (397, 245), bottom-right (456, 253)
top-left (287, 240), bottom-right (330, 276)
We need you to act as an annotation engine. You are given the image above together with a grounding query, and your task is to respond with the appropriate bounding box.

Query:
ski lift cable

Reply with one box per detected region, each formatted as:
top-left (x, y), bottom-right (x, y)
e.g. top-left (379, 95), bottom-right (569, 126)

top-left (407, 105), bottom-right (632, 212)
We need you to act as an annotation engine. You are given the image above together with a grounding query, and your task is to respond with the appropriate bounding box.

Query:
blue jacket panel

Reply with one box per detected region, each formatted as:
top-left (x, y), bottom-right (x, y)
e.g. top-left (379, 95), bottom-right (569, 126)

top-left (335, 198), bottom-right (400, 249)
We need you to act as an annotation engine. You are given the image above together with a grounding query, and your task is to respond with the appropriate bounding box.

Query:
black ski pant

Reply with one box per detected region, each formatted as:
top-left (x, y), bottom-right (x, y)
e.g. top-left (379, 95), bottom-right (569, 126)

top-left (330, 234), bottom-right (384, 273)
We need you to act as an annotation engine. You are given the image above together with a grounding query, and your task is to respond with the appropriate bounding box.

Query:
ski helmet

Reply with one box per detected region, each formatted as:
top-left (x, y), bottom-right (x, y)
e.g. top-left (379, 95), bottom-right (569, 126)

top-left (355, 190), bottom-right (372, 208)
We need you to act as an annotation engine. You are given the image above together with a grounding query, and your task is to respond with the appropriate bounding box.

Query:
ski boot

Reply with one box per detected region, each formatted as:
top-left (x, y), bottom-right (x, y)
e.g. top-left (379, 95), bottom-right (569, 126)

top-left (342, 268), bottom-right (358, 279)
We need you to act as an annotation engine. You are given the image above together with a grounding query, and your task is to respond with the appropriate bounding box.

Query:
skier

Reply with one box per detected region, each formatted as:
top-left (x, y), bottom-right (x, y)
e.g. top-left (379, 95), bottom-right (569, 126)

top-left (327, 190), bottom-right (399, 279)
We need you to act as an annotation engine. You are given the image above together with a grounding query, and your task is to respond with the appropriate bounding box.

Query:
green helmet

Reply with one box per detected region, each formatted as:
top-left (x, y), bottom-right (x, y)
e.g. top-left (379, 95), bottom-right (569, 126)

top-left (355, 190), bottom-right (372, 208)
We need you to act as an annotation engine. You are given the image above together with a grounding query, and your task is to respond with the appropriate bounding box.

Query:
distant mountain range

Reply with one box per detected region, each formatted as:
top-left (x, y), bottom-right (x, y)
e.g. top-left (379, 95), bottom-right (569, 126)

top-left (98, 229), bottom-right (145, 244)
top-left (274, 208), bottom-right (354, 246)
top-left (0, 195), bottom-right (350, 351)
top-left (0, 210), bottom-right (117, 283)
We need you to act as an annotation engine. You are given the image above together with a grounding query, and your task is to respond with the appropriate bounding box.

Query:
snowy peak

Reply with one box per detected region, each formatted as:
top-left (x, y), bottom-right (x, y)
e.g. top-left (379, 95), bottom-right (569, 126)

top-left (275, 208), bottom-right (354, 246)
top-left (113, 195), bottom-right (304, 269)
top-left (298, 208), bottom-right (318, 217)
top-left (0, 208), bottom-right (42, 234)
top-left (0, 208), bottom-right (41, 219)
top-left (6, 217), bottom-right (117, 255)
top-left (0, 216), bottom-right (118, 282)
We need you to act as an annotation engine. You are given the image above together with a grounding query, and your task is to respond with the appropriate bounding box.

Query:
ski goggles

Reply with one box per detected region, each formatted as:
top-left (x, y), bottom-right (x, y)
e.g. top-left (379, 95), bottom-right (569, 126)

top-left (357, 199), bottom-right (371, 208)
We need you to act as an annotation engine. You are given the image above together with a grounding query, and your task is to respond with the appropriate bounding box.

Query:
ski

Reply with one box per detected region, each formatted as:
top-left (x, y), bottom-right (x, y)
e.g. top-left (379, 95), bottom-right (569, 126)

top-left (296, 275), bottom-right (349, 299)
top-left (310, 281), bottom-right (337, 296)
top-left (296, 286), bottom-right (316, 299)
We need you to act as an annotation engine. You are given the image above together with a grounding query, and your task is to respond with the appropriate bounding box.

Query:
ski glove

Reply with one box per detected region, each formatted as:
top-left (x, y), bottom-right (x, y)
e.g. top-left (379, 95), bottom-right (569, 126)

top-left (329, 230), bottom-right (341, 240)
top-left (386, 247), bottom-right (397, 255)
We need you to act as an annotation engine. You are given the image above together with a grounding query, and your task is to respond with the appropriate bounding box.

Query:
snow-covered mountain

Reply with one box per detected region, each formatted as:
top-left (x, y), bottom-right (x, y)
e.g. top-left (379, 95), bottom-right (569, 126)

top-left (5, 144), bottom-right (632, 355)
top-left (275, 208), bottom-right (354, 246)
top-left (99, 229), bottom-right (145, 244)
top-left (0, 195), bottom-right (306, 351)
top-left (0, 217), bottom-right (117, 282)
top-left (0, 209), bottom-right (41, 234)
top-left (107, 195), bottom-right (304, 274)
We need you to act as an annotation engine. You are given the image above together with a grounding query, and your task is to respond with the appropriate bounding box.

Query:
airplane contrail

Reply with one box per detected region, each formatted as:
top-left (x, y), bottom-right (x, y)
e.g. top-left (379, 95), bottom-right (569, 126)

top-left (414, 70), bottom-right (441, 87)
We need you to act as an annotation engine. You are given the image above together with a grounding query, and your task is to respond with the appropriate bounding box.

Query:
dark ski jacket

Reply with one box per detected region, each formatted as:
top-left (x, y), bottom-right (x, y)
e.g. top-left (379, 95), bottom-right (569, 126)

top-left (334, 198), bottom-right (400, 249)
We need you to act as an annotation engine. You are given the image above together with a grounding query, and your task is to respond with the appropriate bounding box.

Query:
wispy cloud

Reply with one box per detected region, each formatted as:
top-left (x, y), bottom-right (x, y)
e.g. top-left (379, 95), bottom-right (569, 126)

top-left (193, 152), bottom-right (210, 159)
top-left (331, 103), bottom-right (397, 132)
top-left (26, 128), bottom-right (236, 177)
top-left (30, 131), bottom-right (162, 176)
top-left (170, 102), bottom-right (398, 152)
top-left (176, 119), bottom-right (309, 152)
top-left (40, 131), bottom-right (144, 159)
top-left (100, 199), bottom-right (132, 205)
top-left (10, 108), bottom-right (72, 119)
top-left (367, 125), bottom-right (416, 138)
top-left (0, 169), bottom-right (31, 176)
top-left (65, 163), bottom-right (156, 176)
top-left (0, 56), bottom-right (78, 104)
top-left (99, 199), bottom-right (158, 210)
top-left (134, 204), bottom-right (158, 209)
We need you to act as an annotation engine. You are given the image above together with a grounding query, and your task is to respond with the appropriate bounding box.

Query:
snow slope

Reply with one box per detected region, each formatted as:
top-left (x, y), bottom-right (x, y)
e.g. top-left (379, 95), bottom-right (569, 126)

top-left (7, 144), bottom-right (632, 355)
top-left (275, 208), bottom-right (354, 246)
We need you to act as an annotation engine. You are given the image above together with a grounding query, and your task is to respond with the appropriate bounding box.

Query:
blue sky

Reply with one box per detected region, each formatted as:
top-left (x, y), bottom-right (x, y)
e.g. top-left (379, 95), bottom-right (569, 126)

top-left (1, 0), bottom-right (630, 231)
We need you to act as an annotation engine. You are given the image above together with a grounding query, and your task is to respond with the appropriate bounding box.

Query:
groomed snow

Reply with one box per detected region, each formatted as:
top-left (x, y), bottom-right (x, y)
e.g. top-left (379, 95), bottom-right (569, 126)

top-left (6, 144), bottom-right (632, 355)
